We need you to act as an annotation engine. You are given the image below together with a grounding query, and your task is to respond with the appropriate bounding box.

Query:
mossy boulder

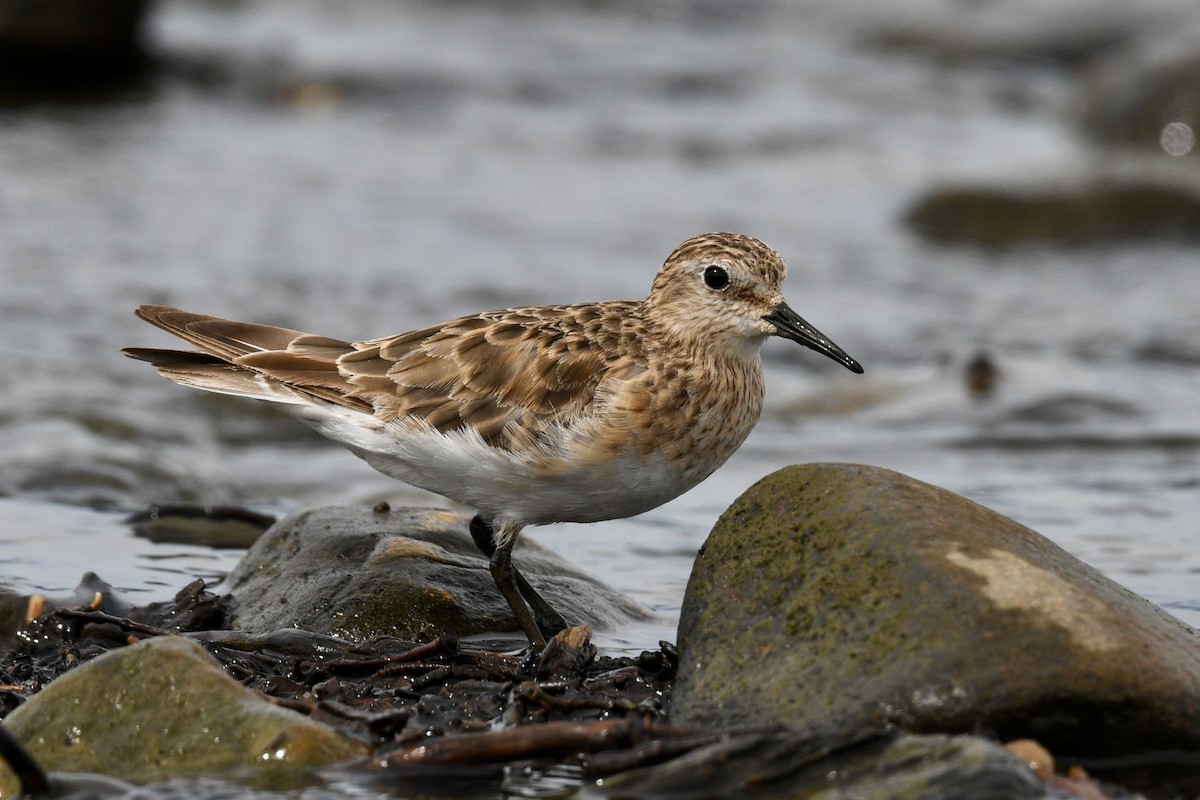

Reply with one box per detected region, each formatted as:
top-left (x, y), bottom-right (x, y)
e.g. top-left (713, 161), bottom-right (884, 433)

top-left (225, 506), bottom-right (645, 641)
top-left (0, 636), bottom-right (365, 790)
top-left (671, 463), bottom-right (1200, 758)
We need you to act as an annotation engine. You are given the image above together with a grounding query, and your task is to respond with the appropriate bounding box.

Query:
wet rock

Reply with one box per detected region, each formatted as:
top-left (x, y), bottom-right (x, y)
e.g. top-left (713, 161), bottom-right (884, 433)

top-left (0, 572), bottom-right (132, 650)
top-left (0, 724), bottom-right (138, 800)
top-left (0, 636), bottom-right (366, 786)
top-left (1133, 331), bottom-right (1200, 365)
top-left (0, 0), bottom-right (149, 58)
top-left (0, 587), bottom-right (27, 651)
top-left (863, 5), bottom-right (1140, 66)
top-left (225, 506), bottom-right (646, 642)
top-left (903, 180), bottom-right (1200, 247)
top-left (671, 463), bottom-right (1200, 761)
top-left (126, 503), bottom-right (275, 549)
top-left (1078, 36), bottom-right (1200, 152)
top-left (0, 0), bottom-right (153, 106)
top-left (0, 0), bottom-right (152, 104)
top-left (589, 732), bottom-right (1046, 800)
top-left (1003, 394), bottom-right (1139, 426)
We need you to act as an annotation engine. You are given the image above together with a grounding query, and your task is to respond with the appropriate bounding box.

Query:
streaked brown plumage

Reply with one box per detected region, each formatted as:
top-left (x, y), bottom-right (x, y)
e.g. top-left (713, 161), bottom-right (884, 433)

top-left (125, 232), bottom-right (863, 647)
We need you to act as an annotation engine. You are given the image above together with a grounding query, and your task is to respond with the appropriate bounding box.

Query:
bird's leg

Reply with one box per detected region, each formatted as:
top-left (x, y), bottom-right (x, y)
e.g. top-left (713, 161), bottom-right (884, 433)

top-left (470, 515), bottom-right (567, 644)
top-left (489, 522), bottom-right (545, 649)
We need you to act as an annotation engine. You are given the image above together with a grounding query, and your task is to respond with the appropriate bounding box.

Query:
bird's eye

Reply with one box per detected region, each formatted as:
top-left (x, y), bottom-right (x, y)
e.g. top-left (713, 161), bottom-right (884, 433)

top-left (703, 265), bottom-right (730, 291)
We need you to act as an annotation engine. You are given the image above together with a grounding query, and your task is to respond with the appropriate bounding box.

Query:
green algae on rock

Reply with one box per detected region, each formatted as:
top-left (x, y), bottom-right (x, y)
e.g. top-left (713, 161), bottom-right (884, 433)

top-left (1, 636), bottom-right (366, 787)
top-left (671, 463), bottom-right (1200, 759)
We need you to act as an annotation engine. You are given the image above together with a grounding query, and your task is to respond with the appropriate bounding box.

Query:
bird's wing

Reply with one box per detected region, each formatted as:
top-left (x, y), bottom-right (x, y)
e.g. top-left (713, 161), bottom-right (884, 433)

top-left (335, 302), bottom-right (645, 449)
top-left (126, 303), bottom-right (647, 451)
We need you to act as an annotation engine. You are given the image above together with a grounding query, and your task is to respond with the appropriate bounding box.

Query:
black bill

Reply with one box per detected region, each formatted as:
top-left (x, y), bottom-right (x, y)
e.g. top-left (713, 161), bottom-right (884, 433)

top-left (764, 302), bottom-right (864, 374)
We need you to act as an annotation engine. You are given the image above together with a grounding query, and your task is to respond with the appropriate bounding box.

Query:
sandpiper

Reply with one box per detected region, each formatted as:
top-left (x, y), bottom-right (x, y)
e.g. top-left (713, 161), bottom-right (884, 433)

top-left (125, 232), bottom-right (863, 647)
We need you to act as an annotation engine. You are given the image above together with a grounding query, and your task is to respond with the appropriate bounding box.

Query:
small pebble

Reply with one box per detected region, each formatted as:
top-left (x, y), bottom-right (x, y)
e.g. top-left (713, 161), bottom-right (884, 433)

top-left (1003, 738), bottom-right (1054, 781)
top-left (965, 351), bottom-right (999, 399)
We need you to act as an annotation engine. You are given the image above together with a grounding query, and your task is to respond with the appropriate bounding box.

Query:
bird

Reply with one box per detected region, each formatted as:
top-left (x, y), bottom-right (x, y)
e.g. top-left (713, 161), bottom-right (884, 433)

top-left (124, 232), bottom-right (864, 648)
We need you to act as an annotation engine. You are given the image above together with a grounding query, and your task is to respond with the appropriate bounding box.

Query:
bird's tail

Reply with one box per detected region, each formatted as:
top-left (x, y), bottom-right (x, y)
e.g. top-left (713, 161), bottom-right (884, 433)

top-left (123, 305), bottom-right (359, 407)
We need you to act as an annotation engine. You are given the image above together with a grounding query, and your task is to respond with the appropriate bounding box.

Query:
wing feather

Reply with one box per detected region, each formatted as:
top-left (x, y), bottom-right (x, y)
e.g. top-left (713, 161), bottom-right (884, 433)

top-left (134, 305), bottom-right (306, 360)
top-left (129, 301), bottom-right (647, 453)
top-left (343, 302), bottom-right (644, 449)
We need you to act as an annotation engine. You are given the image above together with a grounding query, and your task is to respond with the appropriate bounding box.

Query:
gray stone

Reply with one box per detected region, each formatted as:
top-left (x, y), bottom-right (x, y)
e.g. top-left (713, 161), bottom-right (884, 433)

top-left (225, 506), bottom-right (645, 642)
top-left (0, 636), bottom-right (366, 789)
top-left (671, 463), bottom-right (1200, 758)
top-left (588, 732), bottom-right (1048, 800)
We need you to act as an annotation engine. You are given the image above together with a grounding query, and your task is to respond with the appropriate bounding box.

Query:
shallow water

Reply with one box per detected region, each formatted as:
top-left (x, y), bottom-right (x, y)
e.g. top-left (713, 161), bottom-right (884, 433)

top-left (0, 0), bottom-right (1198, 671)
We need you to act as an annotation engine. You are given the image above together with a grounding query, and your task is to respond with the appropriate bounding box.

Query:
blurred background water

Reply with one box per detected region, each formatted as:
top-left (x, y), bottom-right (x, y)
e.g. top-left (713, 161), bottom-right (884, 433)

top-left (0, 0), bottom-right (1198, 658)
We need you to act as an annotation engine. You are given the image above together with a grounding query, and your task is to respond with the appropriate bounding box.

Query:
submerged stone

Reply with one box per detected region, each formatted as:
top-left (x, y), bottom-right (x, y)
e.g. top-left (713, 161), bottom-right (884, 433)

top-left (671, 463), bottom-right (1200, 760)
top-left (0, 636), bottom-right (366, 787)
top-left (903, 181), bottom-right (1200, 248)
top-left (225, 506), bottom-right (645, 642)
top-left (126, 503), bottom-right (275, 549)
top-left (589, 732), bottom-right (1046, 800)
top-left (864, 7), bottom-right (1134, 66)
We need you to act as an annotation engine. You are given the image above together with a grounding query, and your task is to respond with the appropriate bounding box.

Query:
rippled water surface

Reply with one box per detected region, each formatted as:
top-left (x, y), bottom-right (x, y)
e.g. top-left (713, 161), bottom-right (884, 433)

top-left (1, 0), bottom-right (1198, 669)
